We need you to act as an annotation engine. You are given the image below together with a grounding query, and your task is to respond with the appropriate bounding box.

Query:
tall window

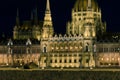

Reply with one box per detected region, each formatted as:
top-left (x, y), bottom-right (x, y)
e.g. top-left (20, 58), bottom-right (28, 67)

top-left (70, 31), bottom-right (72, 34)
top-left (43, 47), bottom-right (47, 53)
top-left (104, 48), bottom-right (108, 52)
top-left (69, 59), bottom-right (72, 63)
top-left (64, 59), bottom-right (67, 63)
top-left (85, 43), bottom-right (89, 52)
top-left (43, 44), bottom-right (47, 53)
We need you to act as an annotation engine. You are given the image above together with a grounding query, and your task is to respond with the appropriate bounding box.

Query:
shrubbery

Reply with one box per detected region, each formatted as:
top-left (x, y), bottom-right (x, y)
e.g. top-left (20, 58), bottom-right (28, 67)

top-left (23, 62), bottom-right (38, 69)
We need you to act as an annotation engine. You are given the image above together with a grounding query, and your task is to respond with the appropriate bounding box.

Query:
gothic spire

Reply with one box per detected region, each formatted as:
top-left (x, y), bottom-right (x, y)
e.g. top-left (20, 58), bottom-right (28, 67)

top-left (34, 8), bottom-right (38, 25)
top-left (43, 0), bottom-right (52, 26)
top-left (42, 0), bottom-right (53, 38)
top-left (88, 0), bottom-right (92, 8)
top-left (31, 11), bottom-right (33, 21)
top-left (46, 0), bottom-right (50, 12)
top-left (31, 8), bottom-right (38, 25)
top-left (16, 8), bottom-right (20, 26)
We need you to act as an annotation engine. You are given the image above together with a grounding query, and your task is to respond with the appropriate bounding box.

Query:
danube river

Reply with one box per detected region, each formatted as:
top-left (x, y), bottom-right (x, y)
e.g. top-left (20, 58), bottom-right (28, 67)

top-left (0, 68), bottom-right (119, 80)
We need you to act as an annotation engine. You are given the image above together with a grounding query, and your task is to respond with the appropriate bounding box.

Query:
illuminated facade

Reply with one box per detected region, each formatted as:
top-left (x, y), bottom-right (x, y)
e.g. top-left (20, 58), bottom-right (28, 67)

top-left (66, 0), bottom-right (106, 36)
top-left (0, 0), bottom-right (120, 68)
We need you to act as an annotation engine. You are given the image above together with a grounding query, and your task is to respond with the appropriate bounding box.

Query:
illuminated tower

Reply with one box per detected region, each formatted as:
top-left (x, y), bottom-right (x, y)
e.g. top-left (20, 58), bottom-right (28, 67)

top-left (66, 0), bottom-right (107, 53)
top-left (32, 8), bottom-right (41, 40)
top-left (13, 8), bottom-right (42, 40)
top-left (66, 0), bottom-right (107, 67)
top-left (66, 0), bottom-right (106, 37)
top-left (42, 0), bottom-right (54, 38)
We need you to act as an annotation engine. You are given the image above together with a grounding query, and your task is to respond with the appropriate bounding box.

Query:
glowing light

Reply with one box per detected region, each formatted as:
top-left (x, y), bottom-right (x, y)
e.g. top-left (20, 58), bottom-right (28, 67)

top-left (56, 47), bottom-right (58, 50)
top-left (118, 58), bottom-right (120, 61)
top-left (70, 46), bottom-right (73, 50)
top-left (60, 47), bottom-right (63, 49)
top-left (112, 58), bottom-right (114, 60)
top-left (65, 46), bottom-right (68, 49)
top-left (37, 36), bottom-right (40, 40)
top-left (75, 46), bottom-right (78, 49)
top-left (101, 58), bottom-right (103, 60)
top-left (107, 58), bottom-right (109, 61)
top-left (6, 63), bottom-right (8, 65)
top-left (51, 47), bottom-right (54, 50)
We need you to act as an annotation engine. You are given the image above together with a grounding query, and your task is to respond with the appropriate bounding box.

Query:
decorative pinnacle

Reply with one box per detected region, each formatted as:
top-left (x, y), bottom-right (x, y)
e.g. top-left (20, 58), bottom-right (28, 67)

top-left (46, 0), bottom-right (50, 11)
top-left (88, 0), bottom-right (92, 8)
top-left (16, 8), bottom-right (19, 26)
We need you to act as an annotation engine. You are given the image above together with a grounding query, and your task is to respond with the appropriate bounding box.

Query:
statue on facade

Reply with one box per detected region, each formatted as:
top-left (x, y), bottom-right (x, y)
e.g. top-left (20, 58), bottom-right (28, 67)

top-left (7, 39), bottom-right (13, 54)
top-left (26, 38), bottom-right (32, 54)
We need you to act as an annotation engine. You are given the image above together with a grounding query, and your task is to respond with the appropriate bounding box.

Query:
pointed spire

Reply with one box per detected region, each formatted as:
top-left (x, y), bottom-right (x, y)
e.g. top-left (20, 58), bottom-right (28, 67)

top-left (31, 8), bottom-right (38, 25)
top-left (42, 0), bottom-right (53, 38)
top-left (43, 0), bottom-right (52, 26)
top-left (88, 0), bottom-right (92, 8)
top-left (16, 8), bottom-right (20, 26)
top-left (17, 8), bottom-right (19, 17)
top-left (30, 11), bottom-right (34, 25)
top-left (31, 11), bottom-right (33, 21)
top-left (34, 8), bottom-right (38, 25)
top-left (46, 0), bottom-right (50, 11)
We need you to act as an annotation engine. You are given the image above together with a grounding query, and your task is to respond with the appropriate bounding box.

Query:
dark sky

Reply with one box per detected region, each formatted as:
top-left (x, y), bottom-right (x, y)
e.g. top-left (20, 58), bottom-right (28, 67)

top-left (0, 0), bottom-right (120, 38)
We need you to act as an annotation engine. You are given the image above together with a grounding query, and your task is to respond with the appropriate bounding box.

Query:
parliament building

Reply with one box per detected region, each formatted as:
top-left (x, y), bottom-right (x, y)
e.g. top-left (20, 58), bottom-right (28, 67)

top-left (0, 0), bottom-right (120, 69)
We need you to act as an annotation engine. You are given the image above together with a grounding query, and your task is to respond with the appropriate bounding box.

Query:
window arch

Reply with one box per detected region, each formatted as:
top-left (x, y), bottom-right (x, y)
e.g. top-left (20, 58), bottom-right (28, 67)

top-left (43, 44), bottom-right (47, 53)
top-left (85, 43), bottom-right (90, 52)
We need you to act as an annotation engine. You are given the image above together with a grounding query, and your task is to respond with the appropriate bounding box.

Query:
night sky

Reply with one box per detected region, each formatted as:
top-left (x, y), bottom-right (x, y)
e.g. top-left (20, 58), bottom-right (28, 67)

top-left (0, 0), bottom-right (120, 38)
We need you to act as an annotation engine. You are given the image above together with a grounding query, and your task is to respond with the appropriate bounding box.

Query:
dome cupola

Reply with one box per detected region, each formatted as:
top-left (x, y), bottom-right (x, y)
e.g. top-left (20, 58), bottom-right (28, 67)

top-left (73, 0), bottom-right (99, 12)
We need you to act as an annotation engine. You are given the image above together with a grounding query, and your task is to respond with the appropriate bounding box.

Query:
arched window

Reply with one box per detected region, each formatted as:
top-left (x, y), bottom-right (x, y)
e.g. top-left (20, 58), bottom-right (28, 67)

top-left (43, 47), bottom-right (47, 53)
top-left (43, 44), bottom-right (47, 53)
top-left (85, 43), bottom-right (89, 52)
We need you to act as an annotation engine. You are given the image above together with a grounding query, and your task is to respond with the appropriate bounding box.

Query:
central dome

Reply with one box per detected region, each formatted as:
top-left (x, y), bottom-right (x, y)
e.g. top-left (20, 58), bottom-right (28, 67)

top-left (73, 0), bottom-right (99, 11)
